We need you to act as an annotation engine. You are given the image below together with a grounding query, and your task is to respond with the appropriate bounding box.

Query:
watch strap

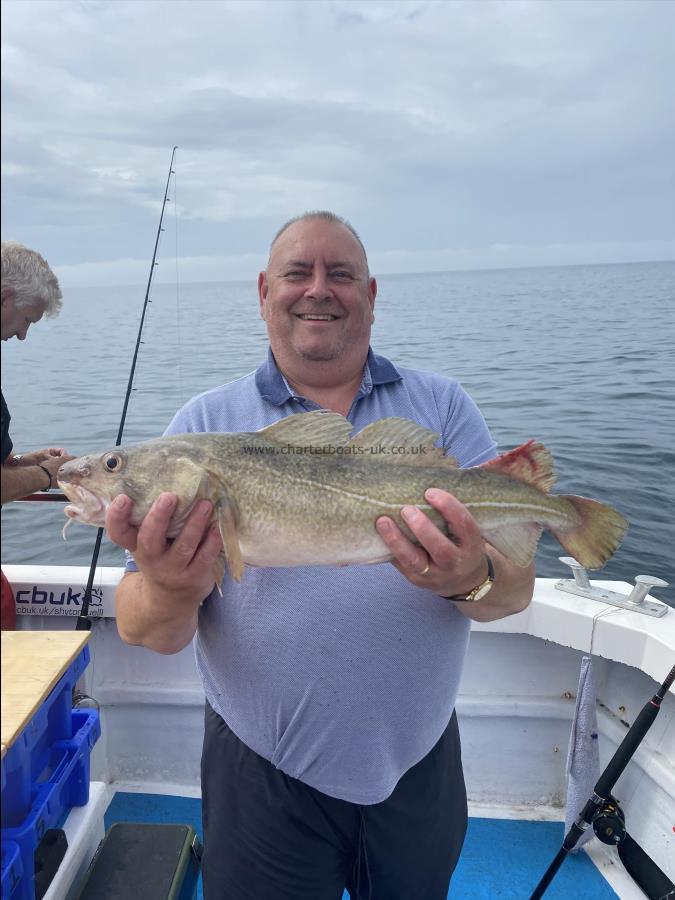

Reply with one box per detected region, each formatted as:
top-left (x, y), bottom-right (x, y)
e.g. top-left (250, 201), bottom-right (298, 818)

top-left (445, 555), bottom-right (495, 602)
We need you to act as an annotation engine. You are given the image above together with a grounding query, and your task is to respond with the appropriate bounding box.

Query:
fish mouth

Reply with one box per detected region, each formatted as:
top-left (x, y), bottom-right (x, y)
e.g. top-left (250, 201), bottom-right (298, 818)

top-left (58, 481), bottom-right (108, 531)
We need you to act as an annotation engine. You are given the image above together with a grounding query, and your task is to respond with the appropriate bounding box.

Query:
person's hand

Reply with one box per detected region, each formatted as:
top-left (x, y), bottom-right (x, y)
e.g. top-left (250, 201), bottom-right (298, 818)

top-left (39, 447), bottom-right (71, 460)
top-left (375, 489), bottom-right (490, 598)
top-left (19, 450), bottom-right (76, 487)
top-left (12, 447), bottom-right (75, 468)
top-left (17, 447), bottom-right (75, 487)
top-left (32, 447), bottom-right (71, 463)
top-left (106, 492), bottom-right (224, 601)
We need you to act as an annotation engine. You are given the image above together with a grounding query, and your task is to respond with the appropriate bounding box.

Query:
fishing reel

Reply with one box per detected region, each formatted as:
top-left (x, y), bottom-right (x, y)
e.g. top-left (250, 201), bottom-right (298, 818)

top-left (591, 795), bottom-right (626, 846)
top-left (531, 665), bottom-right (675, 900)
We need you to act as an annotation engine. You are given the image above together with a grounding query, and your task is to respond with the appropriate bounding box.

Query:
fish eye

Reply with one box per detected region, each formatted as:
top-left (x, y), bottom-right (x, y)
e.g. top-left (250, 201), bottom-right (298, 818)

top-left (104, 453), bottom-right (123, 472)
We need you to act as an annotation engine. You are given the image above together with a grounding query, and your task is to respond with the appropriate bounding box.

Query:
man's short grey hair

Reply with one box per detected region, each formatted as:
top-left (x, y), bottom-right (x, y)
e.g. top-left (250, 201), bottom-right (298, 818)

top-left (269, 211), bottom-right (370, 274)
top-left (1, 241), bottom-right (63, 316)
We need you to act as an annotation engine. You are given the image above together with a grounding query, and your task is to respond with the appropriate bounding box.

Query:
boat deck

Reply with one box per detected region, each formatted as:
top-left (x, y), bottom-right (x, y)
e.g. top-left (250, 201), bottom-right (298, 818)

top-left (105, 791), bottom-right (619, 899)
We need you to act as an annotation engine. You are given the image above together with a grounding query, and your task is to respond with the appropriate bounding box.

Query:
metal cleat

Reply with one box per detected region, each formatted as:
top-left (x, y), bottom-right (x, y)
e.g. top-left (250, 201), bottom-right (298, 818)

top-left (555, 557), bottom-right (669, 618)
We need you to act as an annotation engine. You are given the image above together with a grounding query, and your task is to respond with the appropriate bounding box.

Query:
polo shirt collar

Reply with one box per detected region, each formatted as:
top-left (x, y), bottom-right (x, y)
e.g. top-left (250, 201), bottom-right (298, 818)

top-left (255, 347), bottom-right (402, 406)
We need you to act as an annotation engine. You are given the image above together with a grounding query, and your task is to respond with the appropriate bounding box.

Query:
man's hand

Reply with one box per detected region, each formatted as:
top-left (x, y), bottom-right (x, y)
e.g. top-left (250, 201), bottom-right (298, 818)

top-left (375, 488), bottom-right (535, 621)
top-left (41, 449), bottom-right (76, 483)
top-left (1, 447), bottom-right (76, 503)
top-left (375, 489), bottom-right (488, 598)
top-left (35, 447), bottom-right (72, 463)
top-left (13, 447), bottom-right (74, 467)
top-left (15, 447), bottom-right (76, 485)
top-left (106, 492), bottom-right (225, 653)
top-left (106, 492), bottom-right (224, 601)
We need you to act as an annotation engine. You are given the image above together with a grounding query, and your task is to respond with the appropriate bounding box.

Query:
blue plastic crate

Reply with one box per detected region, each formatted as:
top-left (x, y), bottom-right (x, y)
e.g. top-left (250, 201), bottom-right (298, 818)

top-left (1, 645), bottom-right (90, 829)
top-left (1, 841), bottom-right (22, 900)
top-left (1, 708), bottom-right (100, 900)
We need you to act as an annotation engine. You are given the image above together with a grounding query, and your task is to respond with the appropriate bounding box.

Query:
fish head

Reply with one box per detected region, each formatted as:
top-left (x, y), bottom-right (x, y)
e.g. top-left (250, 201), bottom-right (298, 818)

top-left (57, 438), bottom-right (212, 532)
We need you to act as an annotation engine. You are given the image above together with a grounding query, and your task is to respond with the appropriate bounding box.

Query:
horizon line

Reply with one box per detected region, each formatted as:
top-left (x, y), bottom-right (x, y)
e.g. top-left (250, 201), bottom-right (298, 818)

top-left (60, 256), bottom-right (675, 292)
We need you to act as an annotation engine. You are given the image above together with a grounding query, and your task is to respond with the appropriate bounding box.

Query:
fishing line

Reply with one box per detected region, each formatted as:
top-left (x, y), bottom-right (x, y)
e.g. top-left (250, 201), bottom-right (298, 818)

top-left (75, 147), bottom-right (179, 631)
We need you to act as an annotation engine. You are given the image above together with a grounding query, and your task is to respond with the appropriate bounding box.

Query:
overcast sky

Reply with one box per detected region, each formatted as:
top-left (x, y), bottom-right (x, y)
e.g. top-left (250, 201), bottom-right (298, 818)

top-left (1, 0), bottom-right (674, 287)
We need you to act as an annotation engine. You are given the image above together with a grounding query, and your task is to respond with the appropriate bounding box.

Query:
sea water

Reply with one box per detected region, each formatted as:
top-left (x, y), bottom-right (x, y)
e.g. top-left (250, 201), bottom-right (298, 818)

top-left (2, 260), bottom-right (674, 604)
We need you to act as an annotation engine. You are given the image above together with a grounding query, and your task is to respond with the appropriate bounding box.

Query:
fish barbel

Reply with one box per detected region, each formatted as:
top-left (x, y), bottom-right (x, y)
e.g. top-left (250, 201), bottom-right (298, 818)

top-left (57, 411), bottom-right (628, 583)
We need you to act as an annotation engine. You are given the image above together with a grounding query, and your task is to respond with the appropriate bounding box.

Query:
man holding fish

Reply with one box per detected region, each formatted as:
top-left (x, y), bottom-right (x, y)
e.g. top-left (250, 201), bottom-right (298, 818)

top-left (81, 212), bottom-right (624, 899)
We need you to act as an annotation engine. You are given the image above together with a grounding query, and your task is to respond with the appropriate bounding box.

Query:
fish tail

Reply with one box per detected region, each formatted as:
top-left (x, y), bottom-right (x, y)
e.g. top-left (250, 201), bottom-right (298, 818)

top-left (551, 495), bottom-right (628, 569)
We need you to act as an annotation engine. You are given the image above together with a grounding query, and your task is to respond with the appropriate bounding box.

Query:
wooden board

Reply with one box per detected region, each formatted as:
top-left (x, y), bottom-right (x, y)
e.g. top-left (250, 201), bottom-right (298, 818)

top-left (1, 631), bottom-right (91, 758)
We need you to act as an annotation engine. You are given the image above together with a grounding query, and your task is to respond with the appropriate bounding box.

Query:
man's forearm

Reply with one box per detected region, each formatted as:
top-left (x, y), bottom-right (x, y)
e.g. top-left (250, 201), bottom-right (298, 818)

top-left (1, 463), bottom-right (51, 504)
top-left (115, 571), bottom-right (205, 654)
top-left (453, 554), bottom-right (535, 623)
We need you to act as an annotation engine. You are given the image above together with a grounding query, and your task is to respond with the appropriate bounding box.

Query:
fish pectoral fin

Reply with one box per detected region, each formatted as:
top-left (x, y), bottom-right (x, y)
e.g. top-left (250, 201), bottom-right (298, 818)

top-left (215, 495), bottom-right (244, 583)
top-left (480, 441), bottom-right (555, 493)
top-left (212, 553), bottom-right (227, 596)
top-left (349, 418), bottom-right (458, 467)
top-left (257, 410), bottom-right (352, 450)
top-left (482, 523), bottom-right (543, 567)
top-left (172, 461), bottom-right (217, 506)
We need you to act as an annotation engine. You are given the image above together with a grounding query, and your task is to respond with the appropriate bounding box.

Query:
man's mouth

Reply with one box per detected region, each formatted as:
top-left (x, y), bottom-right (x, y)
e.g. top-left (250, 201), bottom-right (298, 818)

top-left (296, 313), bottom-right (339, 321)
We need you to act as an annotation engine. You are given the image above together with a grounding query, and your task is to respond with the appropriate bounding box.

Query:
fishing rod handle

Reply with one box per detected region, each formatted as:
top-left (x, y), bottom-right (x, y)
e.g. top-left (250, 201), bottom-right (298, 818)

top-left (529, 845), bottom-right (569, 900)
top-left (595, 695), bottom-right (660, 798)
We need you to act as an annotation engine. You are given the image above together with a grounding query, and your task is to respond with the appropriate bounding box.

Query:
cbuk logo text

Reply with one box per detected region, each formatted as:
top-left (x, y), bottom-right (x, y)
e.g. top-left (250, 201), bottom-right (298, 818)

top-left (15, 585), bottom-right (104, 616)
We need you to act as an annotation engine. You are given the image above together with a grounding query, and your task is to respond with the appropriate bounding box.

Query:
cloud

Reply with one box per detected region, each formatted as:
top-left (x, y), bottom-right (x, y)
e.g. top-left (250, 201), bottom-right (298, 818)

top-left (2, 0), bottom-right (674, 284)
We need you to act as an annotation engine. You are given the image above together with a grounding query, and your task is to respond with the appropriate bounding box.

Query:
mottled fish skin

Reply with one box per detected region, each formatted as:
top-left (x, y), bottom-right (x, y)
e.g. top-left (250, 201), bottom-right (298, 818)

top-left (57, 411), bottom-right (628, 582)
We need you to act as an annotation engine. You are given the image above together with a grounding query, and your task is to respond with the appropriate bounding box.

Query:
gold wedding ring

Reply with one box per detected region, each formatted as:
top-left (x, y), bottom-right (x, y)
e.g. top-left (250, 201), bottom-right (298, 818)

top-left (419, 560), bottom-right (431, 577)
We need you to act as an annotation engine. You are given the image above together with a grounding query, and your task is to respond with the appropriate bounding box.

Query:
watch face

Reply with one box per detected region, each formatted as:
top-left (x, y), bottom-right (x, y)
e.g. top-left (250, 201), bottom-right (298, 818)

top-left (473, 581), bottom-right (493, 602)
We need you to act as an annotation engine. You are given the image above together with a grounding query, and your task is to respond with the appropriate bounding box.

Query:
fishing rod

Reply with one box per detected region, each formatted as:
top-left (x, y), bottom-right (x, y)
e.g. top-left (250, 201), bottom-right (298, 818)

top-left (530, 662), bottom-right (675, 899)
top-left (75, 146), bottom-right (179, 631)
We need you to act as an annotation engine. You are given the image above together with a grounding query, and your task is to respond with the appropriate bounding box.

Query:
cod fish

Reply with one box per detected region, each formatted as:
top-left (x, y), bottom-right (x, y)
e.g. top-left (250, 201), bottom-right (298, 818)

top-left (57, 410), bottom-right (628, 583)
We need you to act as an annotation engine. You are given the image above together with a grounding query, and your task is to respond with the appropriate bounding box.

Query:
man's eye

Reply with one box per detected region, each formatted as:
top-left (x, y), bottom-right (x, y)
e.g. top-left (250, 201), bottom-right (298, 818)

top-left (284, 271), bottom-right (307, 279)
top-left (332, 271), bottom-right (353, 281)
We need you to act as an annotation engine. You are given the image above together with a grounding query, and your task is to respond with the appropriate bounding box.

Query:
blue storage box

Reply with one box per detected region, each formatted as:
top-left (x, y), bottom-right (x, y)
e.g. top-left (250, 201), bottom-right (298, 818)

top-left (1, 646), bottom-right (90, 830)
top-left (1, 708), bottom-right (100, 900)
top-left (1, 841), bottom-right (22, 900)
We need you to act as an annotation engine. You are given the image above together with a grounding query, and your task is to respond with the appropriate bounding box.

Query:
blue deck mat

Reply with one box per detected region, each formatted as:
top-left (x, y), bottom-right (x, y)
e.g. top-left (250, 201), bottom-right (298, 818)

top-left (105, 792), bottom-right (618, 898)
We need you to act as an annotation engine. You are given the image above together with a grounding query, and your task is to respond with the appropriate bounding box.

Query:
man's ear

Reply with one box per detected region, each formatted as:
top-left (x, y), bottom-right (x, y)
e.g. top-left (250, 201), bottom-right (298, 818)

top-left (258, 271), bottom-right (268, 320)
top-left (368, 277), bottom-right (377, 321)
top-left (1, 286), bottom-right (16, 307)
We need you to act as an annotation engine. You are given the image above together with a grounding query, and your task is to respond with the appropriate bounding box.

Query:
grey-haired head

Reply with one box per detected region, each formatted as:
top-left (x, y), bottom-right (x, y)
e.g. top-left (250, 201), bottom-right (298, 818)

top-left (1, 241), bottom-right (63, 316)
top-left (269, 211), bottom-right (370, 276)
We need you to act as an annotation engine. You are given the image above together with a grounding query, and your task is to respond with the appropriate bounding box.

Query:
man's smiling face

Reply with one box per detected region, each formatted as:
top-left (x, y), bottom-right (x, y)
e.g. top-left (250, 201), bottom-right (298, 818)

top-left (258, 218), bottom-right (377, 374)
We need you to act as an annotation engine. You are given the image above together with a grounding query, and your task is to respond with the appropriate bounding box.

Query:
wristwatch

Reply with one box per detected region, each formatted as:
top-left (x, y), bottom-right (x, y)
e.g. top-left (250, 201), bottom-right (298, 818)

top-left (445, 555), bottom-right (495, 603)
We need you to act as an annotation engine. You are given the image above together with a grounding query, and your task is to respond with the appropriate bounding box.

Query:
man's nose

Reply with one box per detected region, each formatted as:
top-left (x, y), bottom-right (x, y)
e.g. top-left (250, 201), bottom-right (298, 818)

top-left (17, 326), bottom-right (30, 341)
top-left (305, 270), bottom-right (332, 300)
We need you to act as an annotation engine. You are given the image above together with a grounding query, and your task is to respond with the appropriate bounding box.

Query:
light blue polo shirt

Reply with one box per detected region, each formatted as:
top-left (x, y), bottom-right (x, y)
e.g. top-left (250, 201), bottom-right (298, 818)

top-left (128, 348), bottom-right (497, 804)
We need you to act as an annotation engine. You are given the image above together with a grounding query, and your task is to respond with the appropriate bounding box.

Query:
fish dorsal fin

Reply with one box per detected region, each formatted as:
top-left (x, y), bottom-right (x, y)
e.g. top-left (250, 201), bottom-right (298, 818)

top-left (257, 410), bottom-right (352, 450)
top-left (349, 417), bottom-right (458, 468)
top-left (480, 440), bottom-right (555, 493)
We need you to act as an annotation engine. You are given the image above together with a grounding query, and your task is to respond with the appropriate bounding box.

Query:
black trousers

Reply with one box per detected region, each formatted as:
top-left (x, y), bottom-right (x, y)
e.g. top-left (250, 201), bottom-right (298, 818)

top-left (201, 704), bottom-right (468, 900)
